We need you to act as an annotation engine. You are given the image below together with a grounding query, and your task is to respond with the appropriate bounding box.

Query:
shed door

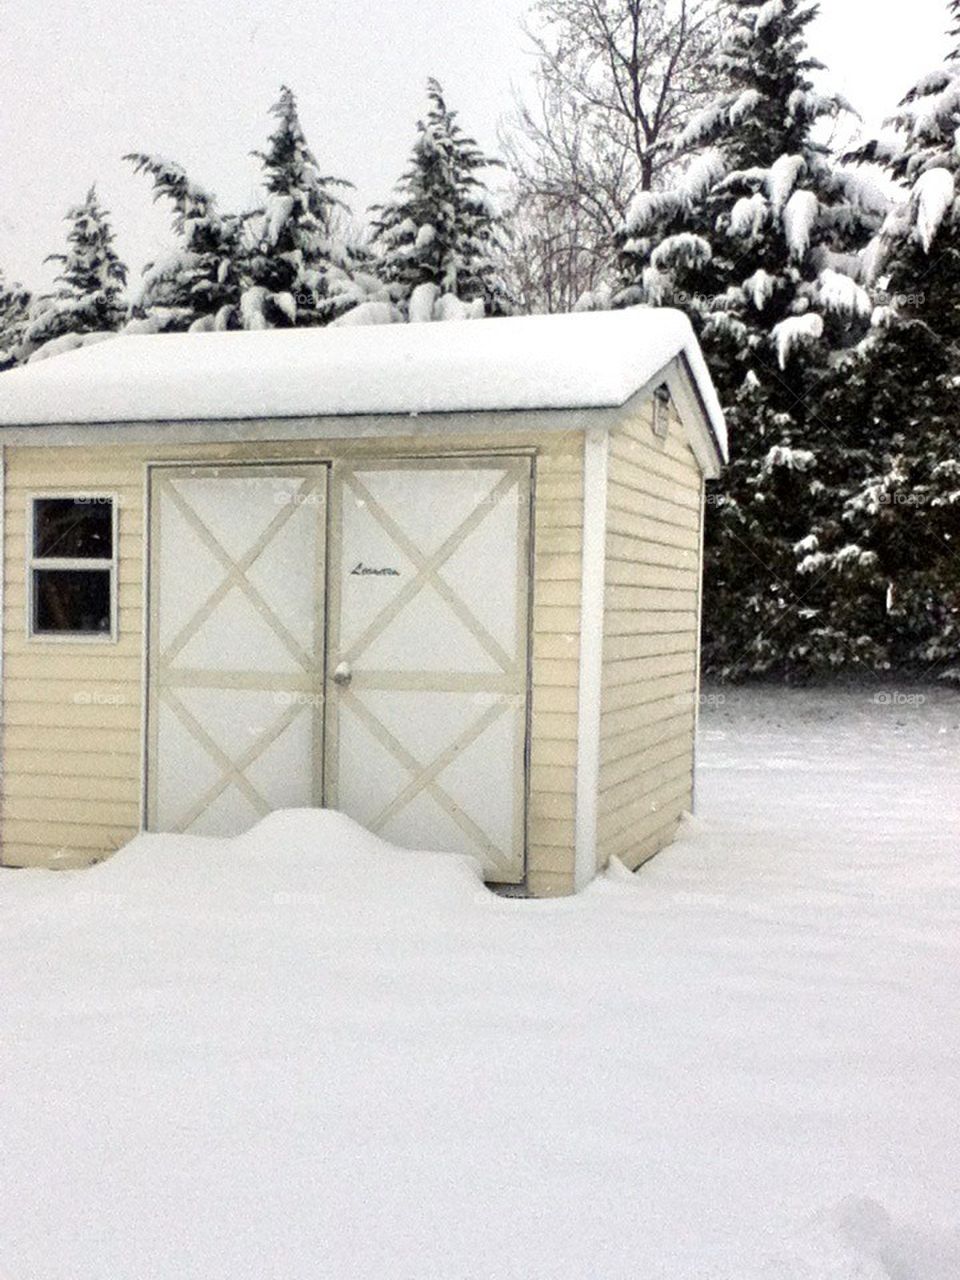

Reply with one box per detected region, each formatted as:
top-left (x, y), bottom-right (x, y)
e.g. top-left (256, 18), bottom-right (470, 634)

top-left (326, 458), bottom-right (532, 884)
top-left (146, 465), bottom-right (327, 836)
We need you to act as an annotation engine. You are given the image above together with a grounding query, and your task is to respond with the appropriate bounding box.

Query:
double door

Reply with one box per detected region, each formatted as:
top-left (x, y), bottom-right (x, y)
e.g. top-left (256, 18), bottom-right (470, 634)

top-left (145, 457), bottom-right (531, 883)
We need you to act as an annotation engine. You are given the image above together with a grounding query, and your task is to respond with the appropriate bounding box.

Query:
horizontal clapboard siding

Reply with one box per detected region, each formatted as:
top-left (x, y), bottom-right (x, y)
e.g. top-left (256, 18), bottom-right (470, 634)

top-left (526, 440), bottom-right (584, 896)
top-left (2, 449), bottom-right (145, 865)
top-left (596, 392), bottom-right (704, 873)
top-left (1, 429), bottom-right (585, 895)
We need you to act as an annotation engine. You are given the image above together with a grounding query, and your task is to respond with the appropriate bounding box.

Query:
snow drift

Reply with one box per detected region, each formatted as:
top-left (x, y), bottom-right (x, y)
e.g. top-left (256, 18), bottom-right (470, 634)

top-left (1, 689), bottom-right (958, 1280)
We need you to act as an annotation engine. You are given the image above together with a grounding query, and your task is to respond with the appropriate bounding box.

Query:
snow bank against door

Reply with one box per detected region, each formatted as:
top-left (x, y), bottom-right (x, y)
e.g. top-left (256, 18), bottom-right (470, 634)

top-left (72, 808), bottom-right (492, 916)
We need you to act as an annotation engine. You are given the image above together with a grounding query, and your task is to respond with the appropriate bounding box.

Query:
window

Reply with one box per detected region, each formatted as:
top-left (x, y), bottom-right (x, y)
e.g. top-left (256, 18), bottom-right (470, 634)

top-left (28, 496), bottom-right (117, 640)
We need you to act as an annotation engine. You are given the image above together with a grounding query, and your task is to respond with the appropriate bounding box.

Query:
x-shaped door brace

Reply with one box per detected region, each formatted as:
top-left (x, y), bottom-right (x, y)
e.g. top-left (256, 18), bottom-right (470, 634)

top-left (336, 467), bottom-right (526, 862)
top-left (153, 472), bottom-right (324, 832)
top-left (342, 469), bottom-right (521, 674)
top-left (159, 476), bottom-right (320, 679)
top-left (346, 694), bottom-right (507, 862)
top-left (163, 688), bottom-right (307, 832)
top-left (150, 464), bottom-right (525, 856)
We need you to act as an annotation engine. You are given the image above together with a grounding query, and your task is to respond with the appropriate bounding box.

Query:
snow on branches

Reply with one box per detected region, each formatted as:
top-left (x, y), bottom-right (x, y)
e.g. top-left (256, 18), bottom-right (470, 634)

top-left (615, 0), bottom-right (891, 677)
top-left (363, 80), bottom-right (510, 320)
top-left (618, 0), bottom-right (882, 370)
top-left (782, 189), bottom-right (819, 258)
top-left (853, 16), bottom-right (960, 276)
top-left (125, 154), bottom-right (243, 332)
top-left (771, 313), bottom-right (824, 369)
top-left (241, 86), bottom-right (361, 328)
top-left (912, 166), bottom-right (956, 250)
top-left (23, 186), bottom-right (127, 356)
top-left (0, 272), bottom-right (31, 369)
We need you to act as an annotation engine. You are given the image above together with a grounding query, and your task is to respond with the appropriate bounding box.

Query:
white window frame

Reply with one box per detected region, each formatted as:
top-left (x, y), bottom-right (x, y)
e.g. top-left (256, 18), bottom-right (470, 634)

top-left (26, 493), bottom-right (119, 644)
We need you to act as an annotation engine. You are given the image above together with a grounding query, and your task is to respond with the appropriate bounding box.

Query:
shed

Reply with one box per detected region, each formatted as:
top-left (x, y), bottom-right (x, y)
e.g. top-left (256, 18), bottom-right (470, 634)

top-left (0, 307), bottom-right (726, 896)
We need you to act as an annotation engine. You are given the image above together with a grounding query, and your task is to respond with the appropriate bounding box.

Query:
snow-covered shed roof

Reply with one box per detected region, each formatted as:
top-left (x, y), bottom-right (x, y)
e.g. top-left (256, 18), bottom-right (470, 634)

top-left (0, 307), bottom-right (727, 460)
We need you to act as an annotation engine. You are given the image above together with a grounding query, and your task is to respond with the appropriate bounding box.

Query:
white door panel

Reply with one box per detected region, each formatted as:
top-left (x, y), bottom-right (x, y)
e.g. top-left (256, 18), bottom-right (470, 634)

top-left (327, 458), bottom-right (532, 884)
top-left (359, 588), bottom-right (503, 674)
top-left (146, 456), bottom-right (532, 882)
top-left (147, 465), bottom-right (327, 837)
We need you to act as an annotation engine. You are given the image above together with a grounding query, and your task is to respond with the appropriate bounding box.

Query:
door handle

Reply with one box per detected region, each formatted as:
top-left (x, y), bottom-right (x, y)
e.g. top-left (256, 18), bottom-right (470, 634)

top-left (332, 661), bottom-right (353, 688)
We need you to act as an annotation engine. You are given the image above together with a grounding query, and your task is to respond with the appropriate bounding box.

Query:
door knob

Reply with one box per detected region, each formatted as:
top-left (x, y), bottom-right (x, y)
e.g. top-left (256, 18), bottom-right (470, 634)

top-left (332, 661), bottom-right (353, 688)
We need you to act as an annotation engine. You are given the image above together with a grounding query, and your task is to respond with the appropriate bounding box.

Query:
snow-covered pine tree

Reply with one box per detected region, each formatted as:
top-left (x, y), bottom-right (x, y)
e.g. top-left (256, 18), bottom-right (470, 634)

top-left (812, 322), bottom-right (960, 677)
top-left (616, 0), bottom-right (886, 677)
top-left (853, 0), bottom-right (960, 346)
top-left (125, 155), bottom-right (243, 332)
top-left (812, 0), bottom-right (960, 678)
top-left (241, 86), bottom-right (362, 328)
top-left (368, 80), bottom-right (511, 320)
top-left (23, 187), bottom-right (127, 355)
top-left (0, 272), bottom-right (31, 370)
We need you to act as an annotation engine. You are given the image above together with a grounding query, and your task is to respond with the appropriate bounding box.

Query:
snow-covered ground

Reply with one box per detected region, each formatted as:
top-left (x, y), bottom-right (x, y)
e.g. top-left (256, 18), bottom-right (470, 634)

top-left (1, 686), bottom-right (958, 1279)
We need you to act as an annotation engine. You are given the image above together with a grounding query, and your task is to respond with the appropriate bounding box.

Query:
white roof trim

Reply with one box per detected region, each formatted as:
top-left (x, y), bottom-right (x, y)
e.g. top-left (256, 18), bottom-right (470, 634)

top-left (664, 357), bottom-right (725, 479)
top-left (0, 307), bottom-right (727, 460)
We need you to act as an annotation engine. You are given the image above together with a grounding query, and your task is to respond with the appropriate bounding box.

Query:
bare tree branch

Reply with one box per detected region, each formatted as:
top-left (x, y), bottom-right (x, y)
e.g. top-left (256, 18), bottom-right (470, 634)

top-left (500, 0), bottom-right (725, 311)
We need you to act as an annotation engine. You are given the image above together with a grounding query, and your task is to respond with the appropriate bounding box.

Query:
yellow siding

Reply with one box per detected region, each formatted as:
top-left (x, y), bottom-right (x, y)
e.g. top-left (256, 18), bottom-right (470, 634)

top-left (525, 439), bottom-right (584, 896)
top-left (596, 397), bottom-right (704, 873)
top-left (1, 429), bottom-right (584, 895)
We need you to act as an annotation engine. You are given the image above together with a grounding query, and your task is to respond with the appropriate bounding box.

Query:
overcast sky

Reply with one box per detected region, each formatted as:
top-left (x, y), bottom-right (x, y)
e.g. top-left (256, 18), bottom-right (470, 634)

top-left (0, 0), bottom-right (952, 293)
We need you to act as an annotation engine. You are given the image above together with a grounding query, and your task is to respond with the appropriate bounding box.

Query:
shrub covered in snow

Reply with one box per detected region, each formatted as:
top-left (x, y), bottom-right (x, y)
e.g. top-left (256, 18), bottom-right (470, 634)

top-left (0, 271), bottom-right (31, 370)
top-left (23, 187), bottom-right (127, 357)
top-left (362, 80), bottom-right (512, 321)
top-left (240, 86), bottom-right (371, 328)
top-left (125, 155), bottom-right (245, 333)
top-left (124, 92), bottom-right (390, 334)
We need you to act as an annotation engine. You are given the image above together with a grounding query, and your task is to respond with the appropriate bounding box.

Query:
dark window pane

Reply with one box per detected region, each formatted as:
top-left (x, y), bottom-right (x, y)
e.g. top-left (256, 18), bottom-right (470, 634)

top-left (33, 569), bottom-right (111, 635)
top-left (33, 498), bottom-right (113, 559)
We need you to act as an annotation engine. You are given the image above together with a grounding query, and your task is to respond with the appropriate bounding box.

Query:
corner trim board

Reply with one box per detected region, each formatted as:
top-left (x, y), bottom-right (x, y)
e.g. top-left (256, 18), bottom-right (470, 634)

top-left (574, 427), bottom-right (609, 890)
top-left (692, 473), bottom-right (707, 814)
top-left (0, 445), bottom-right (5, 865)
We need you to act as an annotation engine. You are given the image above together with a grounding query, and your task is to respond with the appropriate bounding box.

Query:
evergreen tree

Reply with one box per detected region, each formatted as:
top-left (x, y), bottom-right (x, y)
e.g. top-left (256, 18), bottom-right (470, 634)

top-left (125, 155), bottom-right (243, 331)
top-left (811, 324), bottom-right (960, 678)
top-left (24, 187), bottom-right (127, 354)
top-left (368, 80), bottom-right (511, 319)
top-left (616, 0), bottom-right (885, 677)
top-left (241, 86), bottom-right (361, 328)
top-left (0, 272), bottom-right (31, 370)
top-left (853, 0), bottom-right (960, 348)
top-left (811, 0), bottom-right (960, 679)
